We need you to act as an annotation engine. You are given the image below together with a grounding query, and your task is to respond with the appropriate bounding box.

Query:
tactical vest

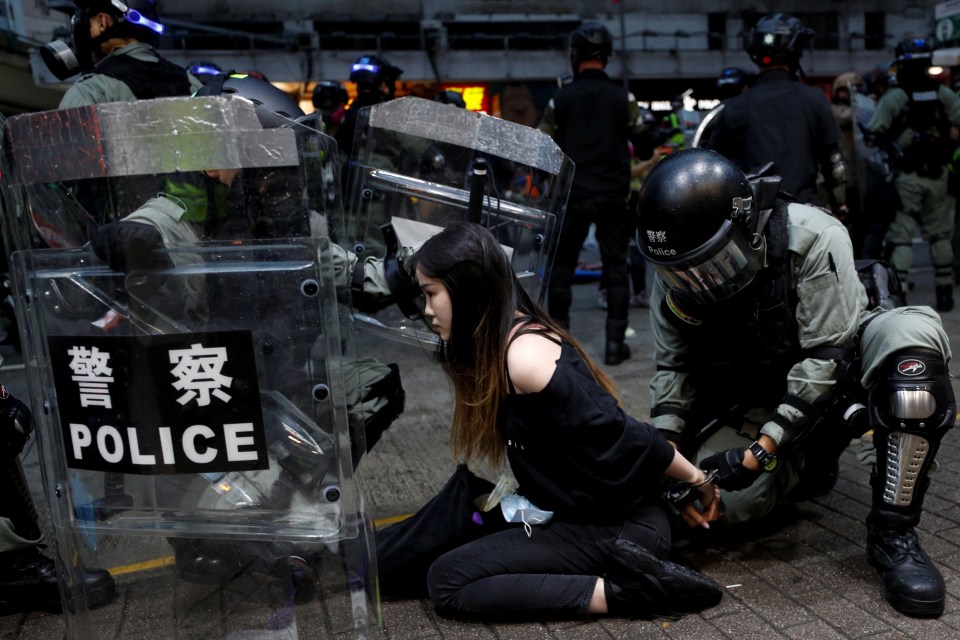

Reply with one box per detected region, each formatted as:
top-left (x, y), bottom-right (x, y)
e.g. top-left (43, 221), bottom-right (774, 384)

top-left (94, 53), bottom-right (192, 99)
top-left (891, 77), bottom-right (953, 178)
top-left (660, 200), bottom-right (799, 410)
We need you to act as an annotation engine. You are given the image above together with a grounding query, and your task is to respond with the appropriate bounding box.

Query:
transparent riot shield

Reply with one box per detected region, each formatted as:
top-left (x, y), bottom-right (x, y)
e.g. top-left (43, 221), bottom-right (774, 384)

top-left (692, 104), bottom-right (723, 150)
top-left (342, 97), bottom-right (573, 346)
top-left (13, 239), bottom-right (380, 639)
top-left (2, 98), bottom-right (380, 638)
top-left (0, 97), bottom-right (344, 256)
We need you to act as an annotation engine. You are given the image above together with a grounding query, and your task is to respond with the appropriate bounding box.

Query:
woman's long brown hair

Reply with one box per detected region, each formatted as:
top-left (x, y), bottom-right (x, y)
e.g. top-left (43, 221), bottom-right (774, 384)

top-left (414, 222), bottom-right (620, 468)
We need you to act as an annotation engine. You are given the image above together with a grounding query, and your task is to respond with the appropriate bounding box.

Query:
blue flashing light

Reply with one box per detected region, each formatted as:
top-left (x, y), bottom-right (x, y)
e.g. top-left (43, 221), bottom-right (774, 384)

top-left (126, 9), bottom-right (164, 35)
top-left (190, 65), bottom-right (221, 76)
top-left (351, 63), bottom-right (380, 73)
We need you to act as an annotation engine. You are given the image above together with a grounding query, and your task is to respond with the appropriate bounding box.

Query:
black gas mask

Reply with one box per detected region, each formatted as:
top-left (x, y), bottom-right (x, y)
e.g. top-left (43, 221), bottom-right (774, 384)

top-left (39, 1), bottom-right (164, 81)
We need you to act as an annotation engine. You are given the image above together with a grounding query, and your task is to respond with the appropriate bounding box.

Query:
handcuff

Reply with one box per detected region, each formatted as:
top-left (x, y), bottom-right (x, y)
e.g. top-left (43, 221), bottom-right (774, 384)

top-left (662, 468), bottom-right (719, 513)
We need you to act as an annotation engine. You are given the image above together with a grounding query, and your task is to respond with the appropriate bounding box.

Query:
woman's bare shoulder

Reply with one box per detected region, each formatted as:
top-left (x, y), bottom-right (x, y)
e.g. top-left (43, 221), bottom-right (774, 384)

top-left (507, 331), bottom-right (561, 394)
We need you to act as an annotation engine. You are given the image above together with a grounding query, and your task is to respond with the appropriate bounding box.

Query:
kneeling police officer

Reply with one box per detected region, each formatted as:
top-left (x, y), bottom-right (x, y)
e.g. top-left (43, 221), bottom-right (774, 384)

top-left (637, 148), bottom-right (955, 618)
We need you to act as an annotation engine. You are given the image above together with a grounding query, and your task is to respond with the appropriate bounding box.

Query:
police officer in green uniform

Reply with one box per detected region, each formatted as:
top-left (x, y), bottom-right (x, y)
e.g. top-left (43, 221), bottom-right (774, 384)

top-left (637, 148), bottom-right (955, 618)
top-left (42, 0), bottom-right (201, 108)
top-left (865, 35), bottom-right (960, 312)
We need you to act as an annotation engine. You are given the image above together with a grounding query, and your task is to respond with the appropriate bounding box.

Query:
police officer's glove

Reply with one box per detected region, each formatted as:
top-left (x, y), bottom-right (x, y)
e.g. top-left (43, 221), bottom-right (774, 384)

top-left (0, 384), bottom-right (33, 458)
top-left (699, 448), bottom-right (761, 491)
top-left (91, 221), bottom-right (173, 274)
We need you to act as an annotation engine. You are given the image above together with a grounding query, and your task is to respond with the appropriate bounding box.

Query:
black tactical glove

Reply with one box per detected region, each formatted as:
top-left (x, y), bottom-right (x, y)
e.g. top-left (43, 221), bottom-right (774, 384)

top-left (699, 448), bottom-right (762, 491)
top-left (0, 384), bottom-right (33, 457)
top-left (91, 221), bottom-right (174, 274)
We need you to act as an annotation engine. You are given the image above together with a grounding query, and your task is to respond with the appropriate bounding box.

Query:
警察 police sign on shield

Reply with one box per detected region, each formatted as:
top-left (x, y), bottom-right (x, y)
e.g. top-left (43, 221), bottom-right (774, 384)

top-left (49, 330), bottom-right (268, 475)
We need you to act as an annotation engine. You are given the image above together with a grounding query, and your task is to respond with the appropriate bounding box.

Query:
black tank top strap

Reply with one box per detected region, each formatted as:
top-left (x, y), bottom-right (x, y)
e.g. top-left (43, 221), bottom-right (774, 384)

top-left (506, 315), bottom-right (561, 395)
top-left (508, 315), bottom-right (561, 346)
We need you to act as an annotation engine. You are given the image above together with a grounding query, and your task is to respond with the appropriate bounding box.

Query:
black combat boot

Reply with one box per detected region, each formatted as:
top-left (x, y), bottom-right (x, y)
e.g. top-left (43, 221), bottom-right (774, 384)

top-left (604, 340), bottom-right (630, 366)
top-left (604, 539), bottom-right (722, 618)
top-left (0, 546), bottom-right (116, 614)
top-left (935, 285), bottom-right (954, 312)
top-left (866, 524), bottom-right (944, 617)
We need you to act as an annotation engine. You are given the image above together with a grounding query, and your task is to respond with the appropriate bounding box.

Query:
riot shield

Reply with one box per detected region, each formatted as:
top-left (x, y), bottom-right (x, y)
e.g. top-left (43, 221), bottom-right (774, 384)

top-left (0, 97), bottom-right (344, 256)
top-left (692, 103), bottom-right (723, 149)
top-left (3, 98), bottom-right (380, 638)
top-left (342, 97), bottom-right (573, 346)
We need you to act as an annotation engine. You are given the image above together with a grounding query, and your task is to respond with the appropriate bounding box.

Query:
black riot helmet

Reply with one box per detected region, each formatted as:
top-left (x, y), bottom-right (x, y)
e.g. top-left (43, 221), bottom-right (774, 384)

top-left (569, 22), bottom-right (612, 73)
top-left (716, 66), bottom-right (755, 99)
top-left (40, 0), bottom-right (166, 80)
top-left (312, 80), bottom-right (348, 112)
top-left (744, 13), bottom-right (814, 71)
top-left (636, 148), bottom-right (761, 304)
top-left (896, 34), bottom-right (934, 63)
top-left (195, 73), bottom-right (312, 239)
top-left (349, 54), bottom-right (403, 99)
top-left (894, 34), bottom-right (934, 82)
top-left (195, 72), bottom-right (304, 129)
top-left (434, 89), bottom-right (466, 108)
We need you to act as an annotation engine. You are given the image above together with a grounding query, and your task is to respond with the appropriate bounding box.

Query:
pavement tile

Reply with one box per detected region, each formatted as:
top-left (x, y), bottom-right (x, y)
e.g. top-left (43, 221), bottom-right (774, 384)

top-left (725, 575), bottom-right (815, 629)
top-left (599, 617), bottom-right (670, 639)
top-left (709, 609), bottom-right (786, 639)
top-left (380, 600), bottom-right (441, 640)
top-left (781, 619), bottom-right (849, 640)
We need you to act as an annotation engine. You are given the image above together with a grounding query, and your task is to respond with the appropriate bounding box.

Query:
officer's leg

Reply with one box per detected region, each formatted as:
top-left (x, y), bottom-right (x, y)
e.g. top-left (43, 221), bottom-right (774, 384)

top-left (864, 347), bottom-right (954, 617)
top-left (919, 175), bottom-right (955, 310)
top-left (594, 195), bottom-right (631, 365)
top-left (547, 199), bottom-right (591, 330)
top-left (885, 174), bottom-right (923, 290)
top-left (0, 389), bottom-right (116, 613)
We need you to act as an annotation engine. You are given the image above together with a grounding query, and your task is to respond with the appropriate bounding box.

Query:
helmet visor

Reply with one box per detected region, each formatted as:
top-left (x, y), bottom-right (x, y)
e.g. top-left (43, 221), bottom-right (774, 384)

top-left (648, 220), bottom-right (760, 304)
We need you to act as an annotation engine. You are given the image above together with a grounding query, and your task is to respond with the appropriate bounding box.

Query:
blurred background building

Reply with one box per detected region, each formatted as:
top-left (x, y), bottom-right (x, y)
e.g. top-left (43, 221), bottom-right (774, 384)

top-left (2, 1), bottom-right (954, 124)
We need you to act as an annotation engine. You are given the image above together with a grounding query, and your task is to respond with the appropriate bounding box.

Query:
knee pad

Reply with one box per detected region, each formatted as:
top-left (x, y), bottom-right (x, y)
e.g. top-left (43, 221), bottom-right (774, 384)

top-left (868, 349), bottom-right (956, 510)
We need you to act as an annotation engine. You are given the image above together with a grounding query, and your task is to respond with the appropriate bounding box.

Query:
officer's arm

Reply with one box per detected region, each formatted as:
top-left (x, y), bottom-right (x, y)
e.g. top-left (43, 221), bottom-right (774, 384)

top-left (757, 214), bottom-right (866, 455)
top-left (331, 242), bottom-right (415, 313)
top-left (648, 276), bottom-right (696, 447)
top-left (820, 143), bottom-right (848, 214)
top-left (92, 220), bottom-right (170, 273)
top-left (864, 90), bottom-right (907, 138)
top-left (815, 100), bottom-right (848, 214)
top-left (537, 99), bottom-right (557, 138)
top-left (59, 76), bottom-right (136, 110)
top-left (943, 86), bottom-right (960, 130)
top-left (626, 93), bottom-right (658, 160)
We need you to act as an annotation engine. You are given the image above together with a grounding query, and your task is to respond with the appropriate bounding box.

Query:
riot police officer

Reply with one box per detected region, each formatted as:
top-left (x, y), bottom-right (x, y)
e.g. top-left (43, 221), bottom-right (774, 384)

top-left (538, 21), bottom-right (657, 365)
top-left (42, 0), bottom-right (201, 108)
top-left (311, 80), bottom-right (349, 137)
top-left (636, 148), bottom-right (954, 618)
top-left (336, 54), bottom-right (403, 155)
top-left (706, 13), bottom-right (848, 215)
top-left (865, 35), bottom-right (960, 312)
